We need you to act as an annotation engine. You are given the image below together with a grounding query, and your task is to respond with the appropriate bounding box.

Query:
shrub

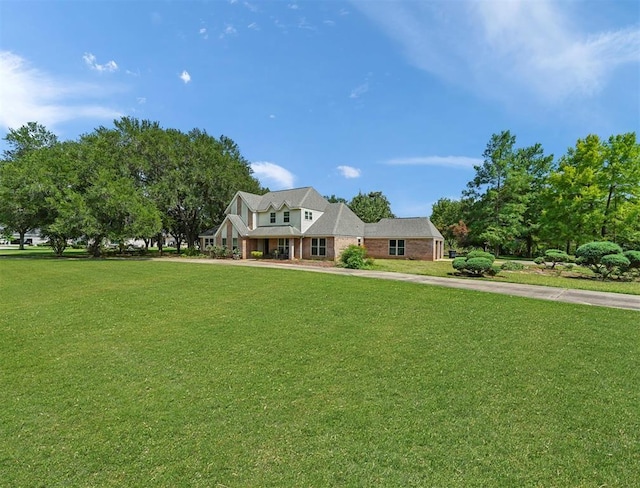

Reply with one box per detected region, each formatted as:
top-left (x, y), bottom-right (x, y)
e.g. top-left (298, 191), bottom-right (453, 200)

top-left (251, 251), bottom-right (263, 259)
top-left (533, 256), bottom-right (545, 265)
top-left (599, 253), bottom-right (630, 279)
top-left (487, 265), bottom-right (502, 276)
top-left (501, 261), bottom-right (525, 271)
top-left (576, 241), bottom-right (624, 277)
top-left (340, 245), bottom-right (372, 269)
top-left (452, 257), bottom-right (468, 271)
top-left (183, 247), bottom-right (201, 257)
top-left (466, 250), bottom-right (495, 262)
top-left (464, 257), bottom-right (495, 276)
top-left (544, 249), bottom-right (571, 268)
top-left (624, 250), bottom-right (640, 270)
top-left (452, 255), bottom-right (498, 277)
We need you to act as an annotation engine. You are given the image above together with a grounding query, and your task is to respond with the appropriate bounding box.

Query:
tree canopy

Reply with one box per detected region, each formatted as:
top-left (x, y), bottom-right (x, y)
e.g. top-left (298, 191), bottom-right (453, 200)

top-left (0, 118), bottom-right (264, 255)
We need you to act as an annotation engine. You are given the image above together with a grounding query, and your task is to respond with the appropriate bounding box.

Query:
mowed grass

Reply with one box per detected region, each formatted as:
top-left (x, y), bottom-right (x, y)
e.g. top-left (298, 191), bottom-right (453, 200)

top-left (373, 259), bottom-right (640, 295)
top-left (1, 259), bottom-right (639, 487)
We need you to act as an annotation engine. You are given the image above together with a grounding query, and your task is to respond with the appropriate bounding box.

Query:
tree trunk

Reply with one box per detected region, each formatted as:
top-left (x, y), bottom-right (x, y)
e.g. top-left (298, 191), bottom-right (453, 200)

top-left (19, 230), bottom-right (25, 250)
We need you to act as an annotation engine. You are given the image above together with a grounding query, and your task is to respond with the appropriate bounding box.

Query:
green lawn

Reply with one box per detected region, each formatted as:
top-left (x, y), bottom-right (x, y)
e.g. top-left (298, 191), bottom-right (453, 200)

top-left (372, 259), bottom-right (640, 295)
top-left (1, 258), bottom-right (638, 486)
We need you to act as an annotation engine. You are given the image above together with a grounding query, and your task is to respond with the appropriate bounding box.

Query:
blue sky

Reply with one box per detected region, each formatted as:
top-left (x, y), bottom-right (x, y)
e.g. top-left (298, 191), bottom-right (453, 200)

top-left (1, 0), bottom-right (638, 217)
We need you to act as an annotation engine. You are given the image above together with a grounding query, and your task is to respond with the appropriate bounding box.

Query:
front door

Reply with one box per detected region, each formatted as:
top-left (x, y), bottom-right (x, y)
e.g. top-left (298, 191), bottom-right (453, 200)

top-left (263, 238), bottom-right (269, 255)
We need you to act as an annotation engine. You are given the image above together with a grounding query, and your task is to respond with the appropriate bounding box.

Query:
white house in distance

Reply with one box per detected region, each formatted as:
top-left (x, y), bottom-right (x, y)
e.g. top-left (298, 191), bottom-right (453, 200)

top-left (199, 187), bottom-right (444, 261)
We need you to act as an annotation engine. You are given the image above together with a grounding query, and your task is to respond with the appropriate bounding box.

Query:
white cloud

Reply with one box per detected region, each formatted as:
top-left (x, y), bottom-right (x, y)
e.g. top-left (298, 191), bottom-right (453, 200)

top-left (337, 165), bottom-right (361, 178)
top-left (180, 70), bottom-right (191, 84)
top-left (349, 82), bottom-right (369, 99)
top-left (352, 0), bottom-right (640, 104)
top-left (386, 156), bottom-right (482, 169)
top-left (220, 24), bottom-right (238, 38)
top-left (297, 17), bottom-right (316, 31)
top-left (288, 3), bottom-right (299, 10)
top-left (248, 22), bottom-right (259, 30)
top-left (323, 20), bottom-right (336, 27)
top-left (136, 97), bottom-right (146, 104)
top-left (269, 114), bottom-right (276, 119)
top-left (0, 51), bottom-right (122, 130)
top-left (199, 27), bottom-right (208, 39)
top-left (250, 161), bottom-right (295, 189)
top-left (83, 52), bottom-right (118, 72)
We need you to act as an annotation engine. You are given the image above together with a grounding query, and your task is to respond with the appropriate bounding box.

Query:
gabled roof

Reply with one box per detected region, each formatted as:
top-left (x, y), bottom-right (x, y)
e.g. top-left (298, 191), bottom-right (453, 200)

top-left (237, 191), bottom-right (263, 211)
top-left (256, 187), bottom-right (329, 212)
top-left (305, 203), bottom-right (364, 237)
top-left (365, 218), bottom-right (444, 239)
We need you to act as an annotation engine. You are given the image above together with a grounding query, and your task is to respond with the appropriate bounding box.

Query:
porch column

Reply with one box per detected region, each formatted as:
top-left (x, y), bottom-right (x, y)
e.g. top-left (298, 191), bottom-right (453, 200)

top-left (289, 237), bottom-right (294, 259)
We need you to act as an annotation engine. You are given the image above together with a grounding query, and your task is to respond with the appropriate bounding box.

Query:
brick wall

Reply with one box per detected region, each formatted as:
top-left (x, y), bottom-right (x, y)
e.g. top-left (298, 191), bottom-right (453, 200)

top-left (364, 238), bottom-right (438, 261)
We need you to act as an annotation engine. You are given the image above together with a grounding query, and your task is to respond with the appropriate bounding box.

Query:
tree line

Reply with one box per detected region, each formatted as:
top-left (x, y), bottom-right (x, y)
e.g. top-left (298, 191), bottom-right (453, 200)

top-left (430, 130), bottom-right (639, 256)
top-left (0, 119), bottom-right (264, 255)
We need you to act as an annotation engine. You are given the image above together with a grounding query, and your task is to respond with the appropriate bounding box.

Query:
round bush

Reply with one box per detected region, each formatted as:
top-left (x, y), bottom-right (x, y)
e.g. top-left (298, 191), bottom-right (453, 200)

top-left (466, 250), bottom-right (495, 262)
top-left (340, 245), bottom-right (371, 269)
top-left (600, 253), bottom-right (630, 271)
top-left (623, 250), bottom-right (640, 269)
top-left (533, 256), bottom-right (545, 265)
top-left (575, 241), bottom-right (623, 266)
top-left (464, 257), bottom-right (494, 276)
top-left (452, 257), bottom-right (468, 271)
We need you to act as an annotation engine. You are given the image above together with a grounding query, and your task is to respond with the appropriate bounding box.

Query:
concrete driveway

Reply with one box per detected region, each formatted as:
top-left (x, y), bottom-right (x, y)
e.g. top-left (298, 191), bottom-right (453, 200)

top-left (164, 258), bottom-right (640, 312)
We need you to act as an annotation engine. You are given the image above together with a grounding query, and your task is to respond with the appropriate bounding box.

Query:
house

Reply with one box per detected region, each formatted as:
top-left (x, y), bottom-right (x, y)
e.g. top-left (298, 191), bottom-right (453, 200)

top-left (199, 187), bottom-right (444, 261)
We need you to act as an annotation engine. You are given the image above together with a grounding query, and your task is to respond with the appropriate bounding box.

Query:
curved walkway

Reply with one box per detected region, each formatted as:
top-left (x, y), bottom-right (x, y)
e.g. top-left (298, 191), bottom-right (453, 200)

top-left (159, 258), bottom-right (640, 312)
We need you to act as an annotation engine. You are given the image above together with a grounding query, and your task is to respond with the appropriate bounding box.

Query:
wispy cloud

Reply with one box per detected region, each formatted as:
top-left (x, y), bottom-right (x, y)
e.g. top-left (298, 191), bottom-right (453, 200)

top-left (243, 1), bottom-right (258, 13)
top-left (250, 161), bottom-right (295, 189)
top-left (83, 52), bottom-right (118, 72)
top-left (136, 97), bottom-right (146, 104)
top-left (180, 70), bottom-right (191, 84)
top-left (199, 27), bottom-right (208, 40)
top-left (247, 22), bottom-right (259, 30)
top-left (349, 82), bottom-right (369, 99)
top-left (0, 51), bottom-right (122, 130)
top-left (352, 0), bottom-right (640, 104)
top-left (386, 156), bottom-right (482, 169)
top-left (297, 17), bottom-right (316, 31)
top-left (337, 165), bottom-right (361, 178)
top-left (220, 24), bottom-right (238, 39)
top-left (288, 3), bottom-right (299, 10)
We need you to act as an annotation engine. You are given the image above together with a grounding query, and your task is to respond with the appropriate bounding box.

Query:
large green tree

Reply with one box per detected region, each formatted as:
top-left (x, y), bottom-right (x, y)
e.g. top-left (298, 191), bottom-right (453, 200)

top-left (464, 131), bottom-right (552, 256)
top-left (540, 133), bottom-right (640, 251)
top-left (0, 122), bottom-right (59, 249)
top-left (430, 198), bottom-right (464, 249)
top-left (348, 191), bottom-right (395, 223)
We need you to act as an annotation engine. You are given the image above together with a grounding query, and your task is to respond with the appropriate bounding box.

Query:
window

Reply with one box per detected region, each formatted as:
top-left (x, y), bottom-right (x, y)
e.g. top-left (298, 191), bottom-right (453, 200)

top-left (232, 237), bottom-right (238, 250)
top-left (222, 237), bottom-right (227, 248)
top-left (311, 238), bottom-right (326, 256)
top-left (304, 211), bottom-right (313, 221)
top-left (284, 211), bottom-right (290, 223)
top-left (277, 238), bottom-right (289, 256)
top-left (270, 212), bottom-right (276, 223)
top-left (204, 238), bottom-right (214, 247)
top-left (357, 238), bottom-right (362, 247)
top-left (389, 239), bottom-right (405, 256)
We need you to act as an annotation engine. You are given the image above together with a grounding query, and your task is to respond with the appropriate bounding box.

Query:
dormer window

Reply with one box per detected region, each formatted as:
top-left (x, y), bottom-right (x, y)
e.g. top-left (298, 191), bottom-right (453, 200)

top-left (270, 212), bottom-right (276, 223)
top-left (304, 211), bottom-right (313, 221)
top-left (284, 211), bottom-right (290, 223)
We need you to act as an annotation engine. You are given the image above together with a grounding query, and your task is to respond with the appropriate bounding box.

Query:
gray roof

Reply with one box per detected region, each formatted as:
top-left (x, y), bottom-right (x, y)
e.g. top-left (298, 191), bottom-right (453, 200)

top-left (237, 191), bottom-right (264, 211)
top-left (365, 218), bottom-right (443, 239)
top-left (227, 214), bottom-right (249, 236)
top-left (256, 187), bottom-right (329, 212)
top-left (305, 203), bottom-right (364, 237)
top-left (249, 226), bottom-right (302, 238)
top-left (199, 225), bottom-right (219, 237)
